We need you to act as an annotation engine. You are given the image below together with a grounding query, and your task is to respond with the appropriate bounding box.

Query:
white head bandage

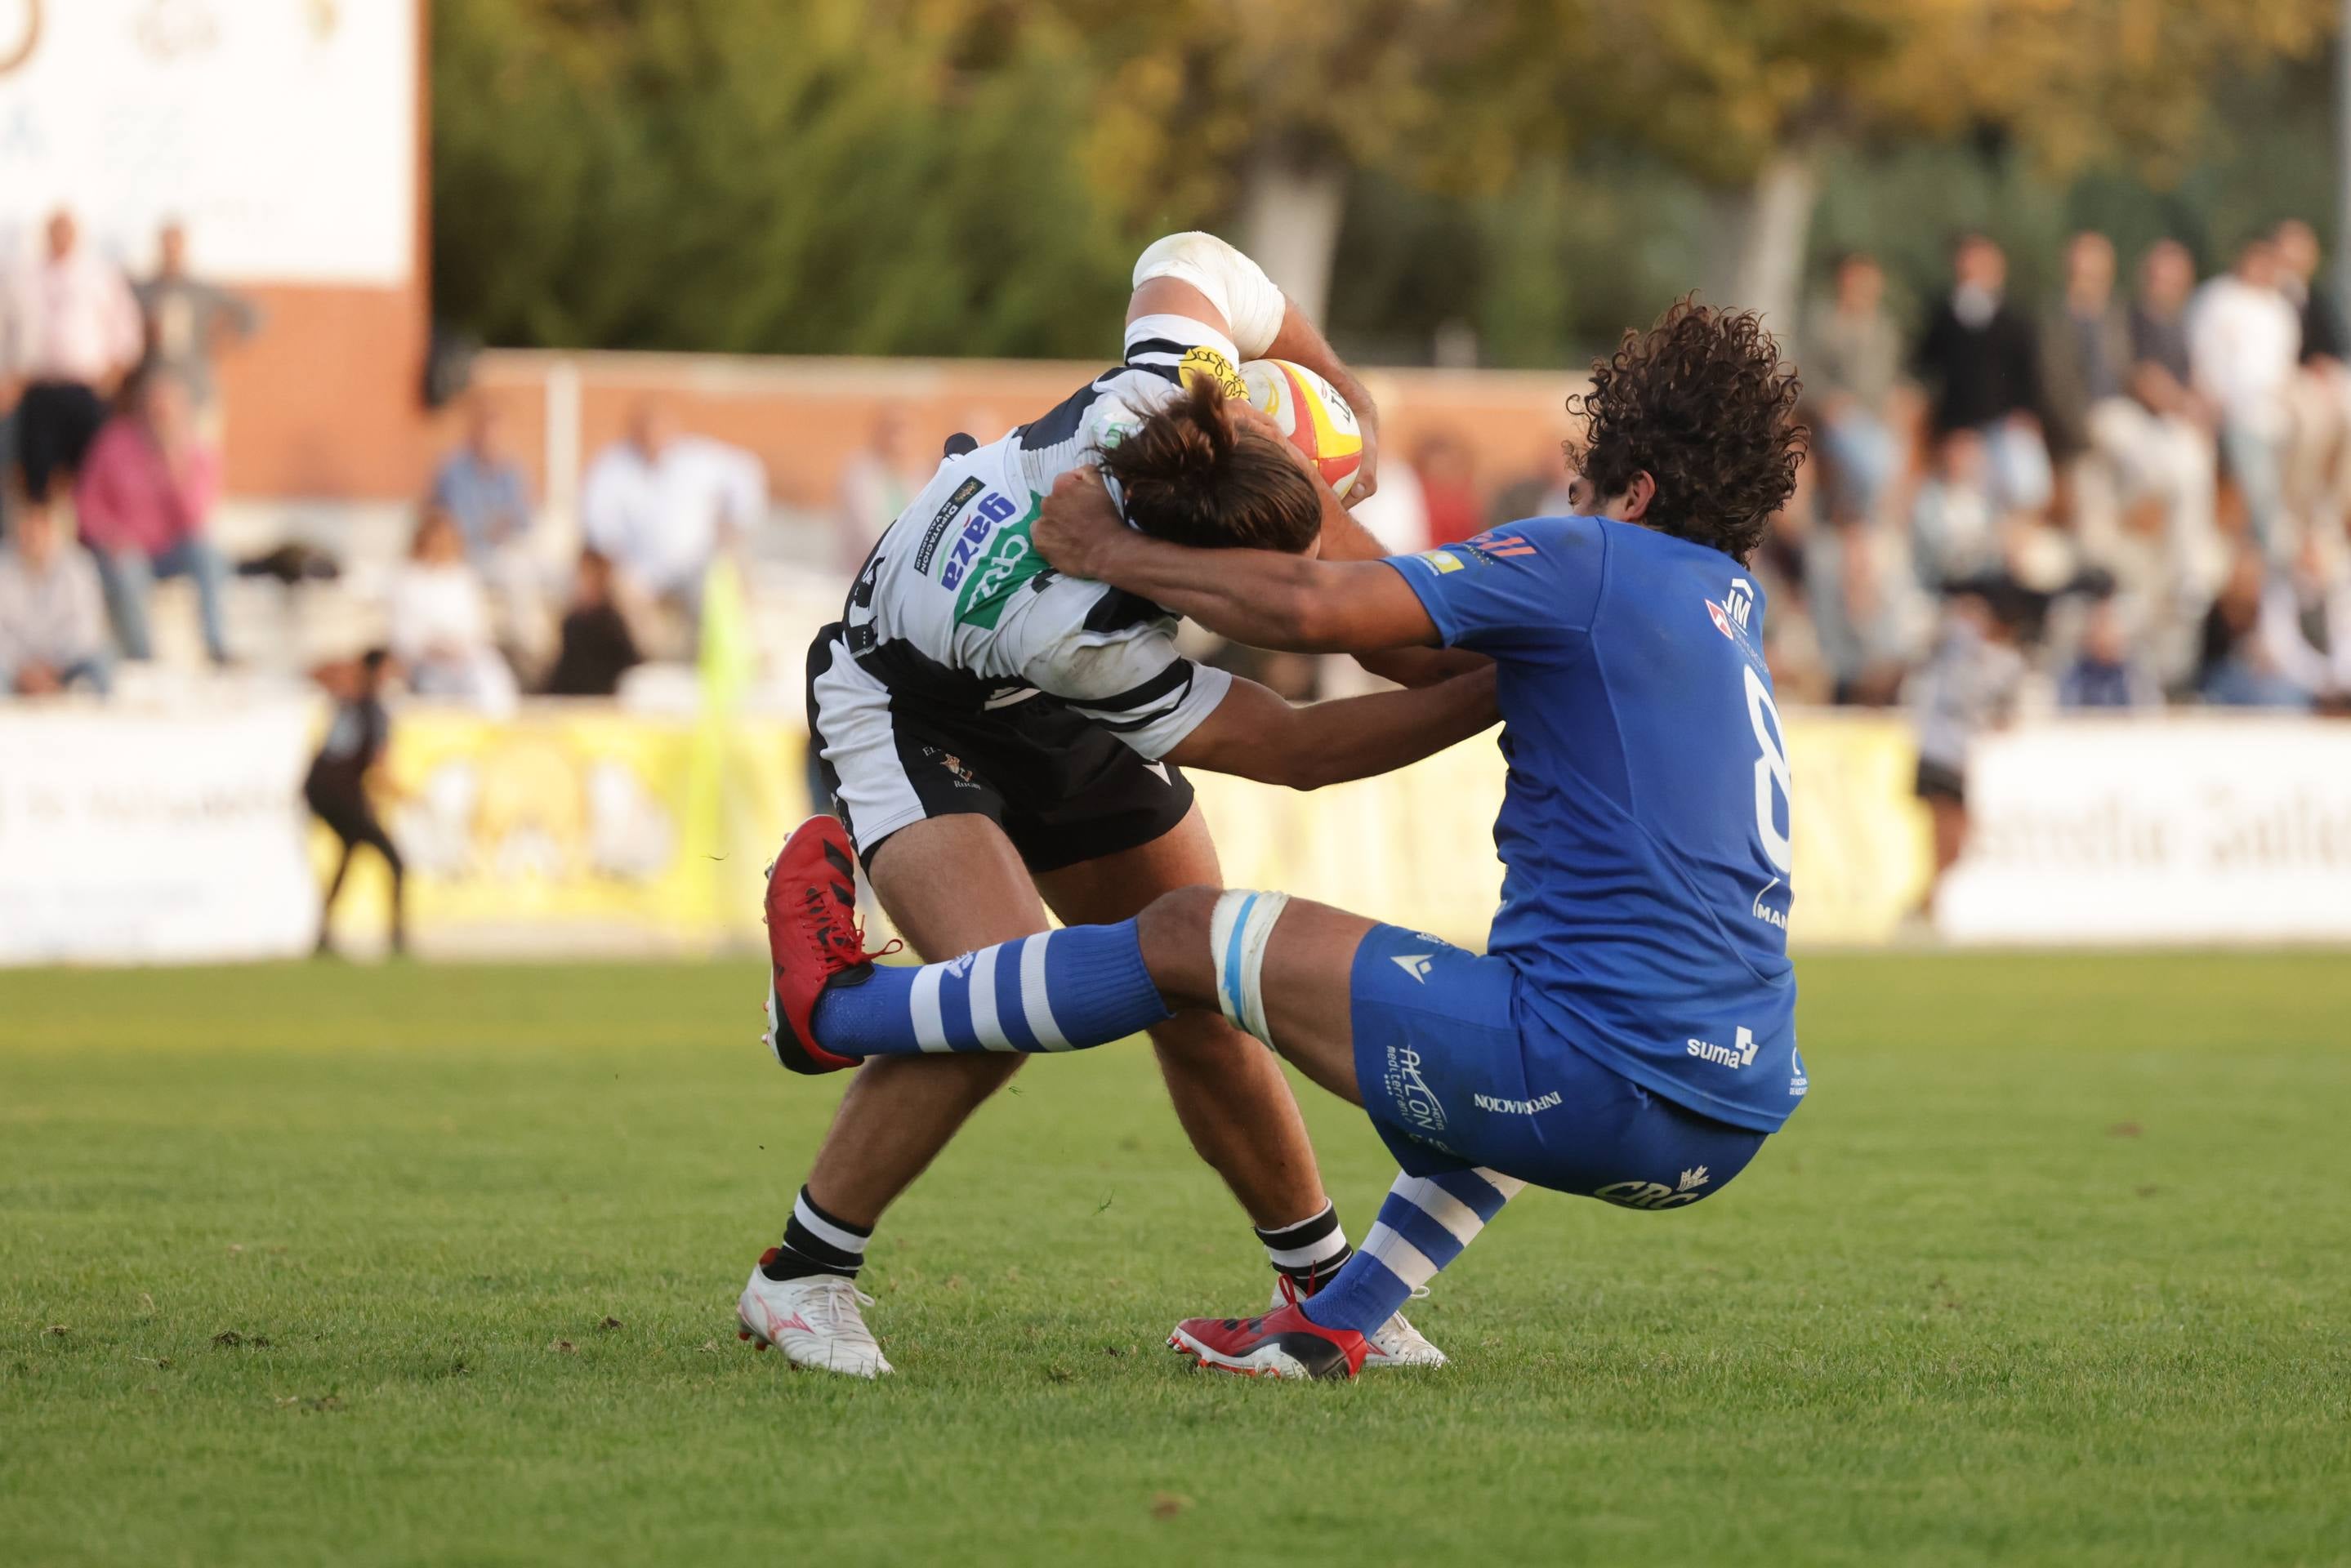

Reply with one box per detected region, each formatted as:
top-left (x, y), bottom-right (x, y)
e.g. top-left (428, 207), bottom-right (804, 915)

top-left (1132, 232), bottom-right (1287, 359)
top-left (1209, 889), bottom-right (1291, 1048)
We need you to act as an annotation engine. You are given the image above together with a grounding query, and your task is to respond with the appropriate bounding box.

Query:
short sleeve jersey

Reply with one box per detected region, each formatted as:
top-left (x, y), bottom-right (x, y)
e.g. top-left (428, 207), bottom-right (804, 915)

top-left (841, 314), bottom-right (1244, 757)
top-left (1386, 516), bottom-right (1807, 1134)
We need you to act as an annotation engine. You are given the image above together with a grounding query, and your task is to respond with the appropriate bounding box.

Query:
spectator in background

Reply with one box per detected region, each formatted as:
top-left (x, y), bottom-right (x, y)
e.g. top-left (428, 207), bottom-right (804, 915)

top-left (306, 648), bottom-right (404, 959)
top-left (430, 398), bottom-right (533, 564)
top-left (834, 407), bottom-right (925, 575)
top-left (2058, 596), bottom-right (2161, 710)
top-left (581, 399), bottom-right (765, 618)
top-left (0, 481), bottom-right (109, 695)
top-left (1414, 431), bottom-right (1481, 546)
top-left (2272, 218), bottom-right (2351, 540)
top-left (1486, 436), bottom-right (1573, 530)
top-left (1807, 251), bottom-right (1905, 524)
top-left (2038, 232), bottom-right (2133, 477)
top-left (1805, 513), bottom-right (1926, 705)
top-left (2190, 237), bottom-right (2300, 559)
top-left (1911, 429), bottom-right (2004, 589)
top-left (1345, 448), bottom-right (1430, 555)
top-left (2, 210), bottom-right (145, 501)
top-left (75, 368), bottom-right (231, 665)
top-left (133, 220), bottom-right (259, 433)
top-left (1910, 585), bottom-right (2028, 916)
top-left (2255, 532), bottom-right (2351, 706)
top-left (386, 506), bottom-right (518, 715)
top-left (542, 549), bottom-right (642, 697)
top-left (2045, 233), bottom-right (2220, 597)
top-left (2197, 546), bottom-right (2309, 708)
top-left (1914, 232), bottom-right (2051, 514)
top-left (430, 398), bottom-right (541, 648)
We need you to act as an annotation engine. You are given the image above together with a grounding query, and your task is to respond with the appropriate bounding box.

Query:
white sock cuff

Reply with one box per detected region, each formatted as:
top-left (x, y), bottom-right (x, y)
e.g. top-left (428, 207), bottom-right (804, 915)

top-left (1209, 889), bottom-right (1290, 1048)
top-left (792, 1192), bottom-right (868, 1257)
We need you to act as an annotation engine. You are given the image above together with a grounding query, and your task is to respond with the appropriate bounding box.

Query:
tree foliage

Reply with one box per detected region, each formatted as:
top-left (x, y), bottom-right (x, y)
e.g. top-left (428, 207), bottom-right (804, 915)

top-left (430, 0), bottom-right (2342, 361)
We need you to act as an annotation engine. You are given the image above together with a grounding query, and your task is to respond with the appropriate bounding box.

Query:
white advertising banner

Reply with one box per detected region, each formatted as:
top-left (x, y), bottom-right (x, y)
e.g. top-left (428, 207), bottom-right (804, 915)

top-left (0, 0), bottom-right (417, 285)
top-left (1938, 718), bottom-right (2351, 945)
top-left (0, 702), bottom-right (319, 964)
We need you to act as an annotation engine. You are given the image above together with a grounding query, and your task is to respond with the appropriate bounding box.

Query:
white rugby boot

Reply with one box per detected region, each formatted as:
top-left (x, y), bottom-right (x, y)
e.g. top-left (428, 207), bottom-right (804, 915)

top-left (737, 1255), bottom-right (893, 1378)
top-left (1269, 1278), bottom-right (1447, 1368)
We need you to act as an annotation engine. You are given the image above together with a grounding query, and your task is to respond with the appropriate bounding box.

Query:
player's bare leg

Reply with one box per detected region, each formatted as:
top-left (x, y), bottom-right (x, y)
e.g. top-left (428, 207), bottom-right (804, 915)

top-left (1033, 807), bottom-right (1324, 1229)
top-left (749, 811), bottom-right (1369, 1374)
top-left (803, 815), bottom-right (1046, 1226)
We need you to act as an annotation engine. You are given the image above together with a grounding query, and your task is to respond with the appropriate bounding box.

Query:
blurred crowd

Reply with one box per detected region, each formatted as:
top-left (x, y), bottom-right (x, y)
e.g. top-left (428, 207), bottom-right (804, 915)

top-left (7, 203), bottom-right (2351, 734)
top-left (1762, 221), bottom-right (2351, 724)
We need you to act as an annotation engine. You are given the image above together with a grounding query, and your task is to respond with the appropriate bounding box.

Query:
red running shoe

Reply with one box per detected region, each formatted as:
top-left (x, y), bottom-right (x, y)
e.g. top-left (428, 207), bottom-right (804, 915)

top-left (1167, 1284), bottom-right (1369, 1381)
top-left (763, 816), bottom-right (881, 1075)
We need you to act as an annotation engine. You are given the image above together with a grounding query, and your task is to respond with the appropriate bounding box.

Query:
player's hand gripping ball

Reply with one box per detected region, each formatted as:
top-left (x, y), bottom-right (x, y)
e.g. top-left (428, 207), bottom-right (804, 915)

top-left (1240, 359), bottom-right (1365, 500)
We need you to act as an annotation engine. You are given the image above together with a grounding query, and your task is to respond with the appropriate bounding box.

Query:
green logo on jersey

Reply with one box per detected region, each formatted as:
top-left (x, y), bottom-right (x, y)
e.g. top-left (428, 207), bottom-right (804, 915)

top-left (952, 495), bottom-right (1049, 629)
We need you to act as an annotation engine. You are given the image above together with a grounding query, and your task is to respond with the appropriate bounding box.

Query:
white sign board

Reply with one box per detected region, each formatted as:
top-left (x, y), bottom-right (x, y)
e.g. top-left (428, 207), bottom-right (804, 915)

top-left (1938, 718), bottom-right (2351, 945)
top-left (0, 0), bottom-right (417, 285)
top-left (0, 702), bottom-right (320, 964)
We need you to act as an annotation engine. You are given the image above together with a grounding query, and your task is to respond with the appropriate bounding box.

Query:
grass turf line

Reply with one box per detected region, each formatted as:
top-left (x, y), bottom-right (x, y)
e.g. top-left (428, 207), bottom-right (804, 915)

top-left (3, 953), bottom-right (2348, 1566)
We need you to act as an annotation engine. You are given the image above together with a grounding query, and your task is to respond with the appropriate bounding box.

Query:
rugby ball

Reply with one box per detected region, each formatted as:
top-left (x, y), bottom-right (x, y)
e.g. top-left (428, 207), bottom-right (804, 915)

top-left (1241, 359), bottom-right (1365, 500)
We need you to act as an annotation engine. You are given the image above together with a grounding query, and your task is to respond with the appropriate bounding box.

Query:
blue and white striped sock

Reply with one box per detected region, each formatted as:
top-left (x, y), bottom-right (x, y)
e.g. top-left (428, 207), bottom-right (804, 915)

top-left (1298, 1166), bottom-right (1526, 1335)
top-left (810, 920), bottom-right (1171, 1058)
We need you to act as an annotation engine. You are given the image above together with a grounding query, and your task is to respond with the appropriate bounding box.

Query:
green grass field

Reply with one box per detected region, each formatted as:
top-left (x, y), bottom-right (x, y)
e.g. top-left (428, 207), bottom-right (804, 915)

top-left (4, 953), bottom-right (2348, 1567)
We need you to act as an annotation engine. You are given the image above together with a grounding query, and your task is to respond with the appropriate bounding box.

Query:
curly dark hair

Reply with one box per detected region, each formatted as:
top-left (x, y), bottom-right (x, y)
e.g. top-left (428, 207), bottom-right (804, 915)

top-left (1564, 298), bottom-right (1807, 563)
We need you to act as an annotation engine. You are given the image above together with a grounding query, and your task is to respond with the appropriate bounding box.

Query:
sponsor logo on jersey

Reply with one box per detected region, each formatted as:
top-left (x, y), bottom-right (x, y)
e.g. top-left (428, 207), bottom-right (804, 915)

top-left (1416, 548), bottom-right (1465, 575)
top-left (951, 497), bottom-right (1050, 629)
top-left (1462, 528), bottom-right (1538, 563)
top-left (1471, 1089), bottom-right (1563, 1116)
top-left (1177, 345), bottom-right (1247, 402)
top-left (1706, 577), bottom-right (1764, 663)
top-left (912, 477), bottom-right (988, 576)
top-left (1391, 952), bottom-right (1435, 982)
top-left (1789, 1046), bottom-right (1808, 1097)
top-left (1751, 876), bottom-right (1789, 931)
top-left (935, 489), bottom-right (1021, 586)
top-left (1685, 1026), bottom-right (1760, 1070)
top-left (1381, 1044), bottom-right (1448, 1134)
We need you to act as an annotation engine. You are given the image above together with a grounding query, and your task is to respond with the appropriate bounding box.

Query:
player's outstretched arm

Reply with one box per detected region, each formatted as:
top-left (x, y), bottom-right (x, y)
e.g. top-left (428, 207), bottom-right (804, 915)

top-left (1037, 470), bottom-right (1441, 656)
top-left (1163, 666), bottom-right (1498, 791)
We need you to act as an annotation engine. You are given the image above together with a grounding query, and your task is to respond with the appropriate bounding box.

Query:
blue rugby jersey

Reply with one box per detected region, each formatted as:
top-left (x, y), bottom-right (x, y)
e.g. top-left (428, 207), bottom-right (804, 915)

top-left (1386, 516), bottom-right (1805, 1133)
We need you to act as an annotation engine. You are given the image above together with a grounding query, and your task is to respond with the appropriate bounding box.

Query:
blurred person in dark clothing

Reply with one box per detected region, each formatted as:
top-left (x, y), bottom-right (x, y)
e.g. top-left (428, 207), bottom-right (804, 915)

top-left (306, 648), bottom-right (405, 957)
top-left (1914, 233), bottom-right (2050, 513)
top-left (1911, 583), bottom-right (2028, 917)
top-left (2273, 220), bottom-right (2348, 366)
top-left (1485, 435), bottom-right (1572, 530)
top-left (2039, 232), bottom-right (2132, 467)
top-left (134, 220), bottom-right (259, 423)
top-left (543, 549), bottom-right (642, 697)
top-left (1807, 251), bottom-right (1906, 524)
top-left (2058, 596), bottom-right (2160, 710)
top-left (2197, 547), bottom-right (2310, 709)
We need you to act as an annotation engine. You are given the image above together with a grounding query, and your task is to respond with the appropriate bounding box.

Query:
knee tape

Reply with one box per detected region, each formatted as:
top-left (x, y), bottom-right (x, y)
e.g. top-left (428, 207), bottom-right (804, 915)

top-left (1208, 889), bottom-right (1291, 1048)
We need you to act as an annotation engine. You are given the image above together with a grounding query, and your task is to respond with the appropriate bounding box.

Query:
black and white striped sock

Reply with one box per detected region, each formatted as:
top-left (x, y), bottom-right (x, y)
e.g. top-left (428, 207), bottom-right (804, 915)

top-left (760, 1187), bottom-right (871, 1281)
top-left (1256, 1200), bottom-right (1353, 1296)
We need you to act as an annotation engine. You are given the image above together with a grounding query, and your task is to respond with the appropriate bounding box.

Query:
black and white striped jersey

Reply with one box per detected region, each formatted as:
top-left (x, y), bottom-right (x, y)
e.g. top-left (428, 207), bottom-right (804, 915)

top-left (840, 312), bottom-right (1242, 760)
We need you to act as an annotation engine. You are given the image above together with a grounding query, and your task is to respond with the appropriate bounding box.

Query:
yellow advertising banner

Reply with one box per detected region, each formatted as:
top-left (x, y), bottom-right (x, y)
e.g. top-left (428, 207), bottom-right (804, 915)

top-left (316, 708), bottom-right (810, 954)
top-left (317, 706), bottom-right (1929, 956)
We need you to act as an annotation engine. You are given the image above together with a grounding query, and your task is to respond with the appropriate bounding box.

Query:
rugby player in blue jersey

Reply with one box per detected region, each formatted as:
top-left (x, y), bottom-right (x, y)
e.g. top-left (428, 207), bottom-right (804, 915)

top-left (762, 299), bottom-right (1810, 1379)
